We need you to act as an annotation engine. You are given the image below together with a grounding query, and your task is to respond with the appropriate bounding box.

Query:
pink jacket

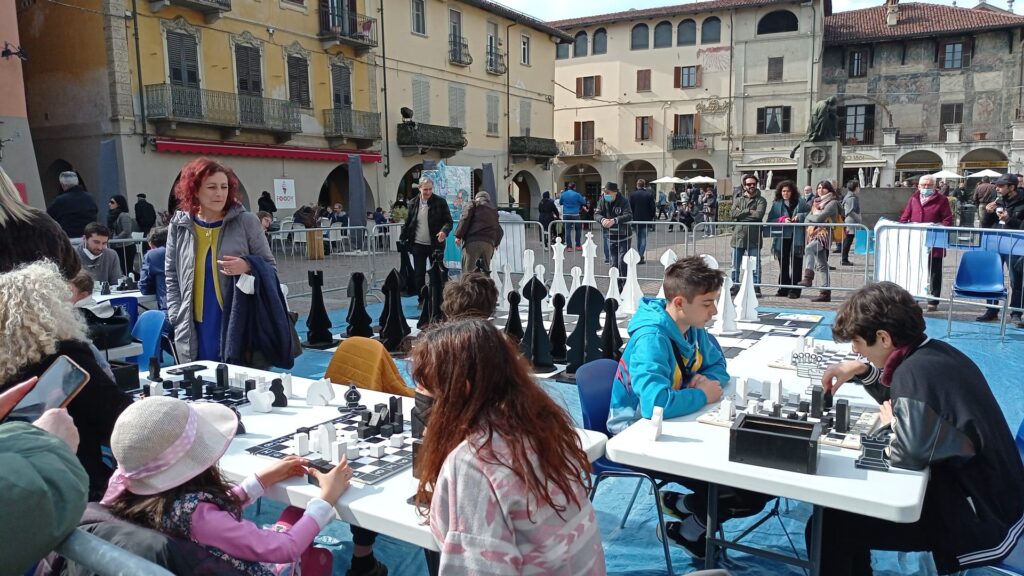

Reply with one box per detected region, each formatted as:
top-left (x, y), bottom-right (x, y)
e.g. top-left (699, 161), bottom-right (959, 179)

top-left (899, 192), bottom-right (954, 257)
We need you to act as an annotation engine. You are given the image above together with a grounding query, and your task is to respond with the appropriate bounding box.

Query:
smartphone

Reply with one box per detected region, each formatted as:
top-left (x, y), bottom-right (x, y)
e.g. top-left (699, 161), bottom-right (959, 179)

top-left (7, 356), bottom-right (90, 422)
top-left (165, 364), bottom-right (206, 376)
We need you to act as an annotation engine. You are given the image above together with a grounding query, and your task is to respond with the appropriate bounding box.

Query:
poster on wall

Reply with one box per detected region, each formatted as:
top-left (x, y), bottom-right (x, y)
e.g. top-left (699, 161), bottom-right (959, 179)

top-left (421, 161), bottom-right (473, 267)
top-left (274, 178), bottom-right (296, 210)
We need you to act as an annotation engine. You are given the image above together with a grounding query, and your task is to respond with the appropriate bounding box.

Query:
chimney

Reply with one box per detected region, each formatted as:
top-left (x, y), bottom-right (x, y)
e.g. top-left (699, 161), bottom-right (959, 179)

top-left (886, 0), bottom-right (900, 26)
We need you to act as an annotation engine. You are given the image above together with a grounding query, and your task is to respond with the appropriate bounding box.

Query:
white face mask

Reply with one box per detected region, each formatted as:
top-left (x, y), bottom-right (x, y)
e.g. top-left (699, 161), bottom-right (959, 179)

top-left (82, 247), bottom-right (102, 261)
top-left (920, 187), bottom-right (934, 198)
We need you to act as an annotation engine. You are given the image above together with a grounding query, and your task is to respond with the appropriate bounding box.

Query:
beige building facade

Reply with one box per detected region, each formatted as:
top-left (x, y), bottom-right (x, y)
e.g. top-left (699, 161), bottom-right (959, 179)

top-left (1, 0), bottom-right (42, 205)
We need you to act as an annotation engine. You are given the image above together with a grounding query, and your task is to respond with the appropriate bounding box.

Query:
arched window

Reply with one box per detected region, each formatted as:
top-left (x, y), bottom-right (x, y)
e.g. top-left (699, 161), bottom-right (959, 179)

top-left (556, 42), bottom-right (569, 60)
top-left (573, 31), bottom-right (588, 57)
top-left (677, 19), bottom-right (696, 46)
top-left (631, 23), bottom-right (649, 50)
top-left (593, 28), bottom-right (608, 54)
top-left (701, 17), bottom-right (721, 44)
top-left (757, 10), bottom-right (799, 34)
top-left (654, 21), bottom-right (673, 48)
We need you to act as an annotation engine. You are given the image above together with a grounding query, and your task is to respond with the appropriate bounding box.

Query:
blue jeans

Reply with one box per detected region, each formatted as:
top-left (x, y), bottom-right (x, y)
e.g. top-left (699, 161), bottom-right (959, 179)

top-left (609, 238), bottom-right (630, 286)
top-left (603, 232), bottom-right (610, 263)
top-left (563, 214), bottom-right (582, 248)
top-left (731, 246), bottom-right (762, 285)
top-left (636, 225), bottom-right (648, 261)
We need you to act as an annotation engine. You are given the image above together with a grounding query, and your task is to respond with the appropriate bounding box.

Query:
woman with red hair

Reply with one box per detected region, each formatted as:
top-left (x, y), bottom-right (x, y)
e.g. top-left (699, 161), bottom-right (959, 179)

top-left (165, 158), bottom-right (274, 362)
top-left (412, 319), bottom-right (605, 575)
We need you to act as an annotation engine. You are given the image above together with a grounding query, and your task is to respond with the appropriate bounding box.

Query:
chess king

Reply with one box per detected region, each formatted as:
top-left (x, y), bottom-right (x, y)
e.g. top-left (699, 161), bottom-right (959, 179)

top-left (815, 282), bottom-right (1024, 575)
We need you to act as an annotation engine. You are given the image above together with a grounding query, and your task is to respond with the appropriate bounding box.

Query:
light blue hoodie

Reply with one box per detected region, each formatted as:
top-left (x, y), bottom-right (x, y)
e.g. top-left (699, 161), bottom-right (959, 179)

top-left (607, 297), bottom-right (730, 435)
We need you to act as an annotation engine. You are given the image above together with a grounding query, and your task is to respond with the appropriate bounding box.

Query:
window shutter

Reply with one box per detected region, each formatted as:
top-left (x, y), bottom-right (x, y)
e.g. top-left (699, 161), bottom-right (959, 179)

top-left (182, 35), bottom-right (198, 86)
top-left (413, 76), bottom-right (430, 123)
top-left (287, 56), bottom-right (309, 106)
top-left (782, 106), bottom-right (792, 133)
top-left (865, 105), bottom-right (875, 143)
top-left (694, 113), bottom-right (701, 139)
top-left (673, 66), bottom-right (681, 88)
top-left (695, 65), bottom-right (702, 87)
top-left (636, 69), bottom-right (651, 91)
top-left (635, 117), bottom-right (642, 140)
top-left (574, 121), bottom-right (582, 141)
top-left (167, 32), bottom-right (183, 84)
top-left (519, 99), bottom-right (531, 136)
top-left (838, 105), bottom-right (847, 139)
top-left (841, 49), bottom-right (847, 68)
top-left (964, 38), bottom-right (973, 66)
top-left (756, 108), bottom-right (766, 134)
top-left (594, 76), bottom-right (602, 97)
top-left (674, 114), bottom-right (681, 133)
top-left (486, 92), bottom-right (499, 134)
top-left (448, 83), bottom-right (466, 129)
top-left (332, 64), bottom-right (352, 108)
top-left (576, 77), bottom-right (583, 98)
top-left (234, 47), bottom-right (247, 92)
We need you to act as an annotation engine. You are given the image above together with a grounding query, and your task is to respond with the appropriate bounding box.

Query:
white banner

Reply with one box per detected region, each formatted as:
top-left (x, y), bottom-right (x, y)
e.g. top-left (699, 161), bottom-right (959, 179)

top-left (273, 178), bottom-right (296, 209)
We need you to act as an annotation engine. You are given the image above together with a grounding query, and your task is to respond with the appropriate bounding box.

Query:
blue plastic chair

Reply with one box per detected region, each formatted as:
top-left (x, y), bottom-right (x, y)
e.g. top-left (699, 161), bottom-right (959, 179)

top-left (128, 309), bottom-right (167, 367)
top-left (576, 358), bottom-right (675, 575)
top-left (987, 421), bottom-right (1024, 575)
top-left (946, 251), bottom-right (1009, 339)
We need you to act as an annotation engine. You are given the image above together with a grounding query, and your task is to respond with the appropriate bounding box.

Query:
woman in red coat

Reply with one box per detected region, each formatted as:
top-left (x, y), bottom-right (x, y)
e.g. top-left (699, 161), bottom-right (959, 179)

top-left (899, 174), bottom-right (954, 311)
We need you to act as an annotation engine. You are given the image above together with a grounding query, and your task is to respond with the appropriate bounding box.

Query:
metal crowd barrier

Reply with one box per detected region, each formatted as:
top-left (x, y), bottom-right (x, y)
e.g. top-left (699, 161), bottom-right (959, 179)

top-left (368, 222), bottom-right (404, 290)
top-left (107, 237), bottom-right (147, 277)
top-left (267, 225), bottom-right (371, 301)
top-left (54, 528), bottom-right (174, 576)
top-left (494, 220), bottom-right (546, 275)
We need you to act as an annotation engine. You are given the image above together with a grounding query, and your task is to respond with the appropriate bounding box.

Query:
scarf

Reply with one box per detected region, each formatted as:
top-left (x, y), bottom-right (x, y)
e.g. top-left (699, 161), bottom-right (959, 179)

top-left (880, 335), bottom-right (927, 387)
top-left (812, 191), bottom-right (835, 210)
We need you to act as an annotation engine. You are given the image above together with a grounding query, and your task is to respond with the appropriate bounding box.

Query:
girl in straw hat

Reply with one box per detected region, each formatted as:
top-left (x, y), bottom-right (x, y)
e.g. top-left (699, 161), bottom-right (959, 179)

top-left (101, 396), bottom-right (376, 576)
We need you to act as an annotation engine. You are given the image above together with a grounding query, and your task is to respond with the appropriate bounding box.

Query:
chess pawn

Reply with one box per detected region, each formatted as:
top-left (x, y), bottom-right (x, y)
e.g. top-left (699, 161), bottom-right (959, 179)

top-left (618, 249), bottom-right (643, 315)
top-left (605, 268), bottom-right (621, 302)
top-left (500, 264), bottom-right (513, 312)
top-left (247, 389), bottom-right (274, 413)
top-left (518, 249), bottom-right (536, 291)
top-left (657, 249), bottom-right (680, 299)
top-left (568, 266), bottom-right (582, 298)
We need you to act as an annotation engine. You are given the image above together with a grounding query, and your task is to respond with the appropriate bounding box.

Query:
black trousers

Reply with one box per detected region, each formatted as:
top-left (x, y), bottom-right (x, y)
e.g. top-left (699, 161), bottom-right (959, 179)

top-left (412, 242), bottom-right (434, 302)
top-left (680, 481), bottom-right (774, 525)
top-left (776, 238), bottom-right (804, 288)
top-left (841, 232), bottom-right (855, 262)
top-left (928, 254), bottom-right (944, 300)
top-left (808, 507), bottom-right (931, 576)
top-left (350, 525), bottom-right (377, 547)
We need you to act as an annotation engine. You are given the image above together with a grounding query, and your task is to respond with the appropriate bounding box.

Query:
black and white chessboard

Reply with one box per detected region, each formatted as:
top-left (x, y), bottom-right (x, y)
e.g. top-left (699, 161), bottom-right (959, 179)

top-left (769, 347), bottom-right (865, 380)
top-left (245, 412), bottom-right (414, 486)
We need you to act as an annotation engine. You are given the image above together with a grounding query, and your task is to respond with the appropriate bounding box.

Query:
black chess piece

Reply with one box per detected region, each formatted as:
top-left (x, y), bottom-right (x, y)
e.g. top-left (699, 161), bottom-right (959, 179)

top-left (99, 281), bottom-right (111, 295)
top-left (380, 269), bottom-right (411, 352)
top-left (549, 294), bottom-right (568, 363)
top-left (148, 357), bottom-right (163, 383)
top-left (520, 278), bottom-right (554, 368)
top-left (428, 257), bottom-right (446, 322)
top-left (231, 406), bottom-right (246, 435)
top-left (346, 272), bottom-right (374, 338)
top-left (566, 286), bottom-right (605, 373)
top-left (304, 270), bottom-right (334, 348)
top-left (397, 240), bottom-right (418, 296)
top-left (810, 385), bottom-right (824, 418)
top-left (599, 297), bottom-right (624, 361)
top-left (270, 379), bottom-right (288, 407)
top-left (503, 291), bottom-right (524, 343)
top-left (215, 364), bottom-right (228, 389)
top-left (417, 285), bottom-right (434, 329)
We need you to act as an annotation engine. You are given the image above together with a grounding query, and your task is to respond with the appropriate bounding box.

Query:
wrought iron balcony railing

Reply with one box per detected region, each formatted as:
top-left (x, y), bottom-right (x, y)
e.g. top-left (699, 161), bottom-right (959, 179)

top-left (668, 134), bottom-right (707, 150)
top-left (558, 139), bottom-right (599, 157)
top-left (323, 108), bottom-right (381, 142)
top-left (485, 46), bottom-right (506, 74)
top-left (397, 122), bottom-right (466, 155)
top-left (318, 2), bottom-right (378, 50)
top-left (509, 136), bottom-right (557, 158)
top-left (149, 0), bottom-right (230, 17)
top-left (145, 84), bottom-right (301, 135)
top-left (449, 34), bottom-right (473, 66)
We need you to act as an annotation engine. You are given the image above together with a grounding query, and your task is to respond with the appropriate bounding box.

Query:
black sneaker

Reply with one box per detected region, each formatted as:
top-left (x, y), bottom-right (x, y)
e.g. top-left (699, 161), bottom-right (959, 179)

top-left (976, 312), bottom-right (999, 322)
top-left (841, 260), bottom-right (855, 266)
top-left (346, 557), bottom-right (388, 576)
top-left (657, 520), bottom-right (707, 561)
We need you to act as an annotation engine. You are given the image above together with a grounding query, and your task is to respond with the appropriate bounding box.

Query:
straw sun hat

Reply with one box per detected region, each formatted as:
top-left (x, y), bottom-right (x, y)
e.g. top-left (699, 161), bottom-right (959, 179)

top-left (105, 397), bottom-right (237, 500)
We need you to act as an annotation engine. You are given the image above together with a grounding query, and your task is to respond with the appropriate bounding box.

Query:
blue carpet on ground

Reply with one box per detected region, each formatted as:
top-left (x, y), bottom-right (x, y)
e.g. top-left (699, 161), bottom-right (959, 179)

top-left (250, 301), bottom-right (1024, 575)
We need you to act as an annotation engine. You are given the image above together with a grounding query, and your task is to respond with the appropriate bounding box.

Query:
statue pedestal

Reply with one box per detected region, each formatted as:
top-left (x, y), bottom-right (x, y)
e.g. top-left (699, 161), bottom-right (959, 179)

top-left (800, 140), bottom-right (843, 188)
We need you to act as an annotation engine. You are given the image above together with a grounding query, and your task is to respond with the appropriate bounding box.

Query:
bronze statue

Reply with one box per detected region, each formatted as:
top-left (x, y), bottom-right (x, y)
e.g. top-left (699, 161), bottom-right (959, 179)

top-left (789, 96), bottom-right (839, 158)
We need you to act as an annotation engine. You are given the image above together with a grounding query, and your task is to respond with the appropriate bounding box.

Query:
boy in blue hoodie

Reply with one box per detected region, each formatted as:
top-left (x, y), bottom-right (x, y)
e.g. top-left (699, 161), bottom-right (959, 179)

top-left (608, 255), bottom-right (771, 559)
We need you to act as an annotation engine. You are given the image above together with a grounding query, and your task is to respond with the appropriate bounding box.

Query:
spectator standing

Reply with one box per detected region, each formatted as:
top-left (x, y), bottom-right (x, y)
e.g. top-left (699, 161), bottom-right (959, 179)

top-left (107, 194), bottom-right (138, 276)
top-left (47, 171), bottom-right (98, 238)
top-left (700, 188), bottom-right (718, 236)
top-left (657, 189), bottom-right (669, 219)
top-left (729, 174), bottom-right (767, 296)
top-left (766, 180), bottom-right (809, 298)
top-left (899, 174), bottom-right (954, 311)
top-left (558, 182), bottom-right (586, 250)
top-left (538, 191), bottom-right (560, 247)
top-left (257, 190), bottom-right (277, 214)
top-left (453, 191), bottom-right (503, 273)
top-left (803, 185), bottom-right (816, 204)
top-left (0, 166), bottom-right (81, 279)
top-left (76, 223), bottom-right (121, 285)
top-left (594, 182), bottom-right (633, 285)
top-left (840, 180), bottom-right (862, 266)
top-left (977, 173), bottom-right (1024, 325)
top-left (399, 177), bottom-right (453, 307)
top-left (139, 226), bottom-right (168, 310)
top-left (373, 207), bottom-right (388, 226)
top-left (973, 176), bottom-right (997, 208)
top-left (134, 193), bottom-right (157, 237)
top-left (628, 179), bottom-right (657, 264)
top-left (801, 180), bottom-right (840, 303)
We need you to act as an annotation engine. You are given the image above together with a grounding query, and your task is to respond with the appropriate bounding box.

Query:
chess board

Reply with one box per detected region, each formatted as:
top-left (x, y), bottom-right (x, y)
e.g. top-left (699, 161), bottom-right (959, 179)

top-left (136, 379), bottom-right (250, 410)
top-left (698, 387), bottom-right (880, 451)
top-left (769, 346), bottom-right (864, 380)
top-left (245, 410), bottom-right (415, 486)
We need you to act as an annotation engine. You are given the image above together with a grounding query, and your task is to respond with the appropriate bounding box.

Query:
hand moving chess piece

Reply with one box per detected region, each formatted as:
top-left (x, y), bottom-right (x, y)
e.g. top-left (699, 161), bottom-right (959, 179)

top-left (346, 272), bottom-right (374, 338)
top-left (520, 278), bottom-right (554, 368)
top-left (549, 293), bottom-right (568, 362)
top-left (600, 297), bottom-right (624, 360)
top-left (247, 389), bottom-right (274, 413)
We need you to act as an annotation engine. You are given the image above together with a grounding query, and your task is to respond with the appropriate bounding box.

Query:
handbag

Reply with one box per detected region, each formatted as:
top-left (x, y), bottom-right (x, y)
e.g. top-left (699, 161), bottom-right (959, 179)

top-left (79, 306), bottom-right (133, 350)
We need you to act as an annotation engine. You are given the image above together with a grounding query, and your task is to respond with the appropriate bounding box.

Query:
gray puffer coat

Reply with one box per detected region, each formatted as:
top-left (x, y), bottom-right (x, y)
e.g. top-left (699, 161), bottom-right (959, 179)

top-left (165, 205), bottom-right (275, 362)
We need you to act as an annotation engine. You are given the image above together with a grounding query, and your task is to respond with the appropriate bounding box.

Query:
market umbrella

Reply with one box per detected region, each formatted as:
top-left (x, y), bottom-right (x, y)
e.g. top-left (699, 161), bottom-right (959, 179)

top-left (687, 175), bottom-right (717, 184)
top-left (931, 170), bottom-right (963, 179)
top-left (967, 169), bottom-right (1003, 178)
top-left (651, 176), bottom-right (687, 184)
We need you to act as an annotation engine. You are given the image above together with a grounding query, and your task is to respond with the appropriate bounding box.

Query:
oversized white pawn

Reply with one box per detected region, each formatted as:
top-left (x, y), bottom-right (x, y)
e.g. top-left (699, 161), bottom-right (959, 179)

top-left (491, 265), bottom-right (503, 309)
top-left (535, 264), bottom-right (553, 312)
top-left (568, 266), bottom-right (582, 298)
top-left (734, 255), bottom-right (760, 322)
top-left (605, 268), bottom-right (621, 302)
top-left (581, 232), bottom-right (598, 288)
top-left (549, 237), bottom-right (569, 301)
top-left (518, 249), bottom-right (536, 291)
top-left (619, 249), bottom-right (643, 315)
top-left (710, 273), bottom-right (741, 336)
top-left (701, 254), bottom-right (720, 270)
top-left (500, 263), bottom-right (513, 312)
top-left (657, 249), bottom-right (680, 299)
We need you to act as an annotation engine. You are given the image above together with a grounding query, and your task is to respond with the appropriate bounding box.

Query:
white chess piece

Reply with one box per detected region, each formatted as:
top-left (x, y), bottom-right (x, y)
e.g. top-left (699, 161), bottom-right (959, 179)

top-left (701, 254), bottom-right (719, 270)
top-left (569, 266), bottom-right (582, 298)
top-left (710, 273), bottom-right (741, 336)
top-left (535, 264), bottom-right (553, 312)
top-left (281, 373), bottom-right (293, 398)
top-left (549, 237), bottom-right (569, 301)
top-left (619, 249), bottom-right (643, 315)
top-left (316, 424), bottom-right (336, 456)
top-left (346, 445), bottom-right (360, 460)
top-left (534, 264), bottom-right (546, 286)
top-left (330, 441), bottom-right (347, 464)
top-left (734, 256), bottom-right (760, 322)
top-left (657, 249), bottom-right (680, 299)
top-left (518, 249), bottom-right (536, 291)
top-left (735, 377), bottom-right (749, 402)
top-left (581, 233), bottom-right (598, 288)
top-left (247, 389), bottom-right (274, 413)
top-left (294, 433), bottom-right (310, 456)
top-left (718, 398), bottom-right (735, 422)
top-left (769, 379), bottom-right (783, 406)
top-left (649, 406), bottom-right (664, 441)
top-left (306, 378), bottom-right (334, 406)
top-left (605, 268), bottom-right (621, 302)
top-left (491, 265), bottom-right (503, 308)
top-left (500, 263), bottom-right (513, 312)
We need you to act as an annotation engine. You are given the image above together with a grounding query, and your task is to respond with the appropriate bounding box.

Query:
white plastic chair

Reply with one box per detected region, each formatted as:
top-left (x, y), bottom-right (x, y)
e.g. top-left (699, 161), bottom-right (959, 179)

top-left (368, 224), bottom-right (387, 252)
top-left (291, 223), bottom-right (307, 256)
top-left (319, 217), bottom-right (331, 228)
top-left (329, 222), bottom-right (352, 253)
top-left (273, 221), bottom-right (294, 252)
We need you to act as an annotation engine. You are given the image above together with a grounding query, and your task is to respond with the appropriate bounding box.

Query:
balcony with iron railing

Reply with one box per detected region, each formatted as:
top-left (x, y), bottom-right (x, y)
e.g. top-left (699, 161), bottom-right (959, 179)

top-left (841, 129), bottom-right (875, 146)
top-left (318, 2), bottom-right (378, 52)
top-left (485, 46), bottom-right (506, 74)
top-left (668, 134), bottom-right (708, 150)
top-left (510, 136), bottom-right (557, 158)
top-left (449, 34), bottom-right (473, 66)
top-left (145, 84), bottom-right (301, 139)
top-left (149, 0), bottom-right (230, 20)
top-left (557, 139), bottom-right (600, 157)
top-left (323, 108), bottom-right (381, 146)
top-left (397, 122), bottom-right (466, 157)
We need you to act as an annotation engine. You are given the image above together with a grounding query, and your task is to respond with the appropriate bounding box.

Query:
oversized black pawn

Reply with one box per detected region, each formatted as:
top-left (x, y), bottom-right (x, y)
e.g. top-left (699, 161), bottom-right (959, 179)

top-left (304, 270), bottom-right (334, 348)
top-left (346, 272), bottom-right (373, 338)
top-left (380, 269), bottom-right (411, 352)
top-left (503, 291), bottom-right (524, 343)
top-left (397, 241), bottom-right (418, 296)
top-left (566, 286), bottom-right (604, 373)
top-left (428, 257), bottom-right (446, 322)
top-left (549, 294), bottom-right (568, 362)
top-left (520, 278), bottom-right (554, 368)
top-left (417, 285), bottom-right (434, 329)
top-left (600, 297), bottom-right (624, 360)
top-left (270, 378), bottom-right (288, 407)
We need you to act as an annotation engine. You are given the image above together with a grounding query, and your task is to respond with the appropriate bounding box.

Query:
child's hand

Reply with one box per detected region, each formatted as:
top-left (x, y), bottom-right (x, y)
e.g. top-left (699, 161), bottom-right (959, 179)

top-left (258, 456), bottom-right (309, 486)
top-left (311, 457), bottom-right (352, 505)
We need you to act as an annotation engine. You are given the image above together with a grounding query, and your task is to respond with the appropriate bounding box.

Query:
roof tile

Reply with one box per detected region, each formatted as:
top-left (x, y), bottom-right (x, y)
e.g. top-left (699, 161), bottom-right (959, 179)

top-left (825, 2), bottom-right (1024, 44)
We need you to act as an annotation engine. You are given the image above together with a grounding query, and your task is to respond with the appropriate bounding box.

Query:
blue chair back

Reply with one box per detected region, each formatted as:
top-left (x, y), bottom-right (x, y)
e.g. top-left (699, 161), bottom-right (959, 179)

top-left (953, 251), bottom-right (1006, 296)
top-left (108, 297), bottom-right (139, 330)
top-left (1016, 419), bottom-right (1024, 464)
top-left (130, 309), bottom-right (166, 367)
top-left (575, 359), bottom-right (619, 437)
top-left (706, 332), bottom-right (724, 355)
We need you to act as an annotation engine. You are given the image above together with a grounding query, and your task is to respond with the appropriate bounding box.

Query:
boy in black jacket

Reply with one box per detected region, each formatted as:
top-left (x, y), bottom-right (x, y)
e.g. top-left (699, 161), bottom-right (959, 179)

top-left (815, 282), bottom-right (1024, 575)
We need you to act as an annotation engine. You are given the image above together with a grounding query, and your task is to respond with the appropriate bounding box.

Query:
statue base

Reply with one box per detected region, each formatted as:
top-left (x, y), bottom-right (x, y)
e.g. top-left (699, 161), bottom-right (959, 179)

top-left (800, 140), bottom-right (843, 189)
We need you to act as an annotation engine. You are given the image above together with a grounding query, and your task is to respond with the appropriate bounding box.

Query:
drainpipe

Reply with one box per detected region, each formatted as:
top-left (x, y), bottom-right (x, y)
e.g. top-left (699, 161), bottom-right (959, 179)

top-left (380, 0), bottom-right (390, 177)
top-left (505, 22), bottom-right (515, 180)
top-left (807, 1), bottom-right (818, 123)
top-left (727, 10), bottom-right (735, 181)
top-left (131, 0), bottom-right (148, 151)
top-left (662, 101), bottom-right (670, 178)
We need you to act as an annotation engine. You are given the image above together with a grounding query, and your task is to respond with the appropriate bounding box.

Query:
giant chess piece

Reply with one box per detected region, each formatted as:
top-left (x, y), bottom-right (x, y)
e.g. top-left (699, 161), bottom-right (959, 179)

top-left (504, 291), bottom-right (524, 343)
top-left (569, 266), bottom-right (582, 298)
top-left (549, 237), bottom-right (569, 302)
top-left (566, 285), bottom-right (604, 373)
top-left (600, 297), bottom-right (624, 360)
top-left (380, 269), bottom-right (412, 351)
top-left (605, 268), bottom-right (622, 302)
top-left (710, 267), bottom-right (741, 336)
top-left (581, 233), bottom-right (598, 288)
top-left (535, 264), bottom-right (552, 312)
top-left (490, 264), bottom-right (504, 309)
top-left (346, 272), bottom-right (373, 338)
top-left (397, 240), bottom-right (417, 296)
top-left (304, 270), bottom-right (334, 348)
top-left (417, 285), bottom-right (434, 329)
top-left (619, 249), bottom-right (643, 315)
top-left (518, 249), bottom-right (536, 292)
top-left (657, 249), bottom-right (680, 299)
top-left (549, 293), bottom-right (568, 362)
top-left (521, 278), bottom-right (554, 368)
top-left (428, 257), bottom-right (446, 322)
top-left (499, 264), bottom-right (514, 312)
top-left (734, 255), bottom-right (760, 323)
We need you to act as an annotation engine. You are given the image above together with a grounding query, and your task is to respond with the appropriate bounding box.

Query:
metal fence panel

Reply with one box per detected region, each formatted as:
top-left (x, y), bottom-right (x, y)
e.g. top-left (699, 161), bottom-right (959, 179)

top-left (268, 226), bottom-right (371, 315)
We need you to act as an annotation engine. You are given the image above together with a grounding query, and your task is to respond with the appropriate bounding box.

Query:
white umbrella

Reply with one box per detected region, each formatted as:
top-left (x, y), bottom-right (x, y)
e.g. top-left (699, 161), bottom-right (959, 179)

top-left (872, 167), bottom-right (880, 188)
top-left (966, 169), bottom-right (1002, 178)
top-left (932, 170), bottom-right (964, 179)
top-left (651, 176), bottom-right (687, 184)
top-left (858, 168), bottom-right (865, 187)
top-left (687, 175), bottom-right (717, 184)
top-left (765, 170), bottom-right (774, 190)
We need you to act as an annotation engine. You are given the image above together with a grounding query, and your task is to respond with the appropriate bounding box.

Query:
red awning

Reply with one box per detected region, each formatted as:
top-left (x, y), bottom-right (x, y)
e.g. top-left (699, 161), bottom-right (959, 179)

top-left (153, 138), bottom-right (382, 163)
